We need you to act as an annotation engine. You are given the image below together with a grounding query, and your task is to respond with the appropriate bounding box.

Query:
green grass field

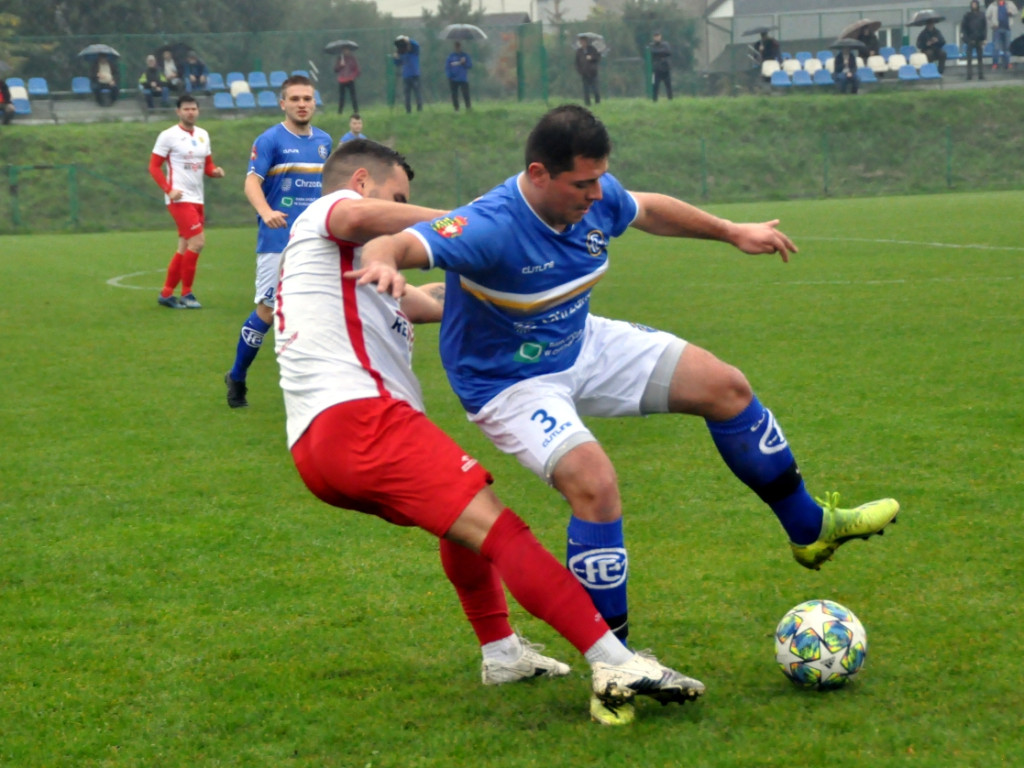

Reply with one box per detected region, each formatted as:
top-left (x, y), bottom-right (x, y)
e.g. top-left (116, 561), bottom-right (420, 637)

top-left (2, 191), bottom-right (1022, 767)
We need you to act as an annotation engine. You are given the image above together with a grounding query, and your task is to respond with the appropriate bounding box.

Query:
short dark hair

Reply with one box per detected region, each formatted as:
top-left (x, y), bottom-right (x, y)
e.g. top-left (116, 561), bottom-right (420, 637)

top-left (177, 94), bottom-right (198, 108)
top-left (280, 75), bottom-right (313, 98)
top-left (524, 104), bottom-right (611, 176)
top-left (323, 139), bottom-right (414, 192)
top-left (351, 112), bottom-right (361, 120)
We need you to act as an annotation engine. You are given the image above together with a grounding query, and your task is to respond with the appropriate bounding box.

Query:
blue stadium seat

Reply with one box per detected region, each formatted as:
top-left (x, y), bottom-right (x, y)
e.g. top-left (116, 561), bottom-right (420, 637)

top-left (27, 77), bottom-right (49, 97)
top-left (795, 51), bottom-right (812, 65)
top-left (919, 62), bottom-right (942, 81)
top-left (900, 44), bottom-right (916, 58)
top-left (856, 67), bottom-right (878, 84)
top-left (6, 77), bottom-right (24, 88)
top-left (269, 70), bottom-right (288, 88)
top-left (213, 91), bottom-right (234, 109)
top-left (816, 50), bottom-right (834, 63)
top-left (257, 90), bottom-right (277, 107)
top-left (780, 52), bottom-right (792, 61)
top-left (879, 46), bottom-right (896, 61)
top-left (235, 91), bottom-right (256, 108)
top-left (897, 64), bottom-right (920, 82)
top-left (71, 76), bottom-right (91, 95)
top-left (12, 97), bottom-right (31, 115)
top-left (207, 72), bottom-right (226, 91)
top-left (984, 41), bottom-right (994, 57)
top-left (943, 43), bottom-right (960, 61)
top-left (226, 71), bottom-right (245, 86)
top-left (769, 70), bottom-right (791, 88)
top-left (314, 89), bottom-right (323, 106)
top-left (247, 71), bottom-right (269, 89)
top-left (812, 69), bottom-right (834, 86)
top-left (791, 70), bottom-right (813, 87)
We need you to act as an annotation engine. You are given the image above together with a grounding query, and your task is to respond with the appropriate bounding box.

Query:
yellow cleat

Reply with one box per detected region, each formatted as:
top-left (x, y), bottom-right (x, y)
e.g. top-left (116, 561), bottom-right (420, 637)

top-left (791, 492), bottom-right (899, 570)
top-left (590, 694), bottom-right (635, 726)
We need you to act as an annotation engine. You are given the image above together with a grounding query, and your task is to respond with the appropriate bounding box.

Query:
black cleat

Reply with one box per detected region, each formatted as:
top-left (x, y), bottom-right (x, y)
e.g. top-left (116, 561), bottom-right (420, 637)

top-left (225, 372), bottom-right (248, 409)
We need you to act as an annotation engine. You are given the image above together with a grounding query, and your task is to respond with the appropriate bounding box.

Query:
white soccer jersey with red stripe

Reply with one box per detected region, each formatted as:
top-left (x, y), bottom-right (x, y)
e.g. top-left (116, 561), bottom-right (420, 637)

top-left (151, 124), bottom-right (212, 204)
top-left (275, 189), bottom-right (425, 448)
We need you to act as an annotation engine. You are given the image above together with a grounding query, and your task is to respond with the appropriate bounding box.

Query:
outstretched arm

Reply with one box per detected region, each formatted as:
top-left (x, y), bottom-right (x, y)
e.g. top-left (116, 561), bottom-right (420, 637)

top-left (400, 281), bottom-right (445, 324)
top-left (328, 198), bottom-right (445, 245)
top-left (347, 231), bottom-right (432, 298)
top-left (630, 191), bottom-right (797, 262)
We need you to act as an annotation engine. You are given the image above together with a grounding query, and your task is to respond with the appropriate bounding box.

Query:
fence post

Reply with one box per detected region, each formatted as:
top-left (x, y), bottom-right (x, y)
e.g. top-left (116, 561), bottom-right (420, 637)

top-left (822, 132), bottom-right (830, 196)
top-left (69, 164), bottom-right (80, 227)
top-left (540, 43), bottom-right (549, 103)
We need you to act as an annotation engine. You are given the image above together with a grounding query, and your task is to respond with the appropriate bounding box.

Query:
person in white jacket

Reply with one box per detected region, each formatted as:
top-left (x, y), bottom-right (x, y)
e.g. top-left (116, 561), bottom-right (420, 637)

top-left (986, 0), bottom-right (1019, 70)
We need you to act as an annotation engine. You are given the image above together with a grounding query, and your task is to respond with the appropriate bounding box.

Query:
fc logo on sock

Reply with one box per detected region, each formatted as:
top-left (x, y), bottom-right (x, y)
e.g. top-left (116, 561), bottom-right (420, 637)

top-left (568, 548), bottom-right (628, 589)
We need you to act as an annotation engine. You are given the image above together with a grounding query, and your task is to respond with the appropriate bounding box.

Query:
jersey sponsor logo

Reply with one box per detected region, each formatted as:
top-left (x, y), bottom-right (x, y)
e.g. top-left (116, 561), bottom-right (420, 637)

top-left (430, 214), bottom-right (467, 238)
top-left (514, 341), bottom-right (546, 362)
top-left (390, 312), bottom-right (415, 346)
top-left (280, 197), bottom-right (294, 207)
top-left (627, 321), bottom-right (656, 333)
top-left (282, 148), bottom-right (300, 154)
top-left (522, 260), bottom-right (555, 275)
top-left (281, 178), bottom-right (293, 192)
top-left (585, 229), bottom-right (608, 257)
top-left (293, 178), bottom-right (321, 188)
top-left (568, 547), bottom-right (628, 590)
top-left (460, 454), bottom-right (478, 472)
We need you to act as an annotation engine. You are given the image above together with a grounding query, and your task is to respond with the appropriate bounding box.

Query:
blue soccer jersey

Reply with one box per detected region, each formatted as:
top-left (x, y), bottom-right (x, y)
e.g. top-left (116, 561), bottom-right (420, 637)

top-left (247, 123), bottom-right (333, 254)
top-left (410, 172), bottom-right (639, 412)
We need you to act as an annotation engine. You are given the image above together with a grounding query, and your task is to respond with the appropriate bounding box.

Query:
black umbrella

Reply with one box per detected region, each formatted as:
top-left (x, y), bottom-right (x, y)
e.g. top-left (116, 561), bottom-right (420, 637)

top-left (743, 25), bottom-right (776, 36)
top-left (909, 10), bottom-right (945, 27)
top-left (324, 39), bottom-right (359, 54)
top-left (77, 43), bottom-right (121, 61)
top-left (439, 24), bottom-right (487, 41)
top-left (1010, 34), bottom-right (1024, 57)
top-left (830, 38), bottom-right (868, 51)
top-left (839, 19), bottom-right (881, 40)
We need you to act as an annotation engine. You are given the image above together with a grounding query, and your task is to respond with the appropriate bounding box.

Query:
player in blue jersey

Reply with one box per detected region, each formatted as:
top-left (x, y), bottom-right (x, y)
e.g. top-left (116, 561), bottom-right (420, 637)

top-left (353, 105), bottom-right (899, 723)
top-left (224, 75), bottom-right (334, 408)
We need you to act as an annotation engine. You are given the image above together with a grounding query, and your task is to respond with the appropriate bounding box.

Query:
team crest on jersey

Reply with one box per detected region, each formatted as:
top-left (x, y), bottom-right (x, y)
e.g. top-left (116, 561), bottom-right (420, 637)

top-left (585, 230), bottom-right (608, 257)
top-left (250, 146), bottom-right (258, 161)
top-left (431, 215), bottom-right (468, 238)
top-left (318, 143), bottom-right (330, 160)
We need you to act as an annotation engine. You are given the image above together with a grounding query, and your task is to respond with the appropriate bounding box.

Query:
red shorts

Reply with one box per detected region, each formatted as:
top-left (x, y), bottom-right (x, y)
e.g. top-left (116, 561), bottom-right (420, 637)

top-left (167, 201), bottom-right (205, 238)
top-left (290, 397), bottom-right (493, 537)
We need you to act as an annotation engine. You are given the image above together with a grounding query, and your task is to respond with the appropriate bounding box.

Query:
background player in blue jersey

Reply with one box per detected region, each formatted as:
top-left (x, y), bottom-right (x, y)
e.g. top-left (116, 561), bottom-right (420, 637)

top-left (353, 104), bottom-right (899, 723)
top-left (225, 75), bottom-right (333, 408)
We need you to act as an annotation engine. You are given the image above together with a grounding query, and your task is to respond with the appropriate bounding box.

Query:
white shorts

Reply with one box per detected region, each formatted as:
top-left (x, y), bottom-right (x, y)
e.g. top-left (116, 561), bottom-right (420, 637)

top-left (254, 251), bottom-right (282, 307)
top-left (469, 314), bottom-right (687, 482)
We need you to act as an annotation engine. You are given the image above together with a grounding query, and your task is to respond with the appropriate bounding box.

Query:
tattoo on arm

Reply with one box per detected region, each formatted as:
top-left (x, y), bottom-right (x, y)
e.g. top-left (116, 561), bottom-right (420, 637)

top-left (426, 284), bottom-right (445, 305)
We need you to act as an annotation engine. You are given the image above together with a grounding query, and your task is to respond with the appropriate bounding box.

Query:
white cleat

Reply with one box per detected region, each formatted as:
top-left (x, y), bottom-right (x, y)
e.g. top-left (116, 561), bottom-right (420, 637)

top-left (481, 636), bottom-right (571, 685)
top-left (592, 650), bottom-right (705, 707)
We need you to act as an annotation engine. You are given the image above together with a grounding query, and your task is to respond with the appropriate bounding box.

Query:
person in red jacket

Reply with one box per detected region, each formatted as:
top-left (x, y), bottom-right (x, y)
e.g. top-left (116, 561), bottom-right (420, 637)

top-left (333, 46), bottom-right (360, 114)
top-left (148, 94), bottom-right (225, 309)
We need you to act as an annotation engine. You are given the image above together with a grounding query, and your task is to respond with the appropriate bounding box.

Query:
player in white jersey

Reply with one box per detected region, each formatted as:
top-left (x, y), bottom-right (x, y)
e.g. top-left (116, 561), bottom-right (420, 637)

top-left (149, 94), bottom-right (225, 309)
top-left (276, 139), bottom-right (704, 725)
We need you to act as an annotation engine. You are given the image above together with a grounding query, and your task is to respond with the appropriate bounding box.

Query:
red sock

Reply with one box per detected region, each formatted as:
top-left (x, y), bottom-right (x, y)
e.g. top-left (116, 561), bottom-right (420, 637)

top-left (180, 249), bottom-right (201, 295)
top-left (480, 509), bottom-right (609, 654)
top-left (440, 539), bottom-right (512, 645)
top-left (161, 252), bottom-right (183, 298)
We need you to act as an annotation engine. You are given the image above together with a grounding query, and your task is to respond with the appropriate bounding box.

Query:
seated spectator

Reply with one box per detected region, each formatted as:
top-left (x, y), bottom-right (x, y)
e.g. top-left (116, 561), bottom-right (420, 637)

top-left (833, 48), bottom-right (860, 94)
top-left (91, 53), bottom-right (119, 106)
top-left (0, 78), bottom-right (15, 124)
top-left (184, 50), bottom-right (209, 92)
top-left (161, 49), bottom-right (184, 94)
top-left (916, 20), bottom-right (948, 73)
top-left (857, 29), bottom-right (880, 59)
top-left (139, 54), bottom-right (171, 109)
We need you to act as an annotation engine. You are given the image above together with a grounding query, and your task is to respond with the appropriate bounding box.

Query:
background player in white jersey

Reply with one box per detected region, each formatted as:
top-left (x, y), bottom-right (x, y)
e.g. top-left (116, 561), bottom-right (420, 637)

top-left (224, 75), bottom-right (333, 408)
top-left (277, 139), bottom-right (704, 725)
top-left (149, 94), bottom-right (225, 309)
top-left (354, 104), bottom-right (899, 724)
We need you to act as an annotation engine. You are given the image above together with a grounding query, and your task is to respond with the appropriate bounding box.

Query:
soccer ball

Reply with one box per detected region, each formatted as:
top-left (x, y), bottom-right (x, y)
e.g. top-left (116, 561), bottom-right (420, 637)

top-left (774, 599), bottom-right (867, 689)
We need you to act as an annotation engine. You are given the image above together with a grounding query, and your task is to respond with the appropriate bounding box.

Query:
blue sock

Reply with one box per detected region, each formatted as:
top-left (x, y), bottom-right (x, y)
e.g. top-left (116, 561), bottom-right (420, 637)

top-left (705, 395), bottom-right (823, 545)
top-left (229, 310), bottom-right (271, 382)
top-left (567, 516), bottom-right (629, 642)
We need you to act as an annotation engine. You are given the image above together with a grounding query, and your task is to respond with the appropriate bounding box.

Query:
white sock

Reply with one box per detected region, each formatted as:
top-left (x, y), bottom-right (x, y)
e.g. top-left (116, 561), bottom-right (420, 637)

top-left (481, 633), bottom-right (522, 663)
top-left (583, 630), bottom-right (634, 666)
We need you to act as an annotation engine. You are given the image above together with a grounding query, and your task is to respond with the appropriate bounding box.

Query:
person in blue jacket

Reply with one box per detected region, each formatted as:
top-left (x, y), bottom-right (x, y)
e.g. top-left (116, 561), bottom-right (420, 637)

top-left (445, 41), bottom-right (472, 111)
top-left (393, 35), bottom-right (422, 113)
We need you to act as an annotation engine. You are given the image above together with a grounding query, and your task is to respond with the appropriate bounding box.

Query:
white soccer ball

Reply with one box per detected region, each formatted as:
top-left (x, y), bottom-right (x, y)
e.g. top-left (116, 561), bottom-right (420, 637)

top-left (774, 599), bottom-right (867, 689)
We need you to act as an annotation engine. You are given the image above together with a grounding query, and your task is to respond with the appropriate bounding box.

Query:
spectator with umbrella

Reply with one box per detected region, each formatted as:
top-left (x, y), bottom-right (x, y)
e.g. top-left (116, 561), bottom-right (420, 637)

top-left (986, 0), bottom-right (1018, 70)
top-left (574, 33), bottom-right (603, 106)
top-left (445, 41), bottom-right (472, 111)
top-left (78, 45), bottom-right (121, 106)
top-left (912, 12), bottom-right (948, 73)
top-left (837, 20), bottom-right (881, 60)
top-left (832, 38), bottom-right (865, 94)
top-left (326, 40), bottom-right (360, 115)
top-left (747, 26), bottom-right (781, 65)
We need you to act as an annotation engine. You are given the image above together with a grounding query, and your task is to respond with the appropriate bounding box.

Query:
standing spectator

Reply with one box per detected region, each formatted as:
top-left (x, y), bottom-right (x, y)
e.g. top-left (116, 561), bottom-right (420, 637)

top-left (962, 1), bottom-right (988, 80)
top-left (161, 49), bottom-right (184, 94)
top-left (393, 35), bottom-right (422, 114)
top-left (149, 94), bottom-right (225, 309)
top-left (91, 53), bottom-right (119, 106)
top-left (139, 54), bottom-right (170, 109)
top-left (753, 30), bottom-right (782, 64)
top-left (0, 78), bottom-right (15, 125)
top-left (445, 41), bottom-right (472, 111)
top-left (574, 34), bottom-right (602, 106)
top-left (224, 75), bottom-right (333, 408)
top-left (834, 47), bottom-right (860, 94)
top-left (338, 113), bottom-right (366, 144)
top-left (916, 20), bottom-right (948, 73)
top-left (648, 31), bottom-right (673, 101)
top-left (333, 46), bottom-right (360, 115)
top-left (183, 50), bottom-right (209, 92)
top-left (987, 0), bottom-right (1018, 70)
